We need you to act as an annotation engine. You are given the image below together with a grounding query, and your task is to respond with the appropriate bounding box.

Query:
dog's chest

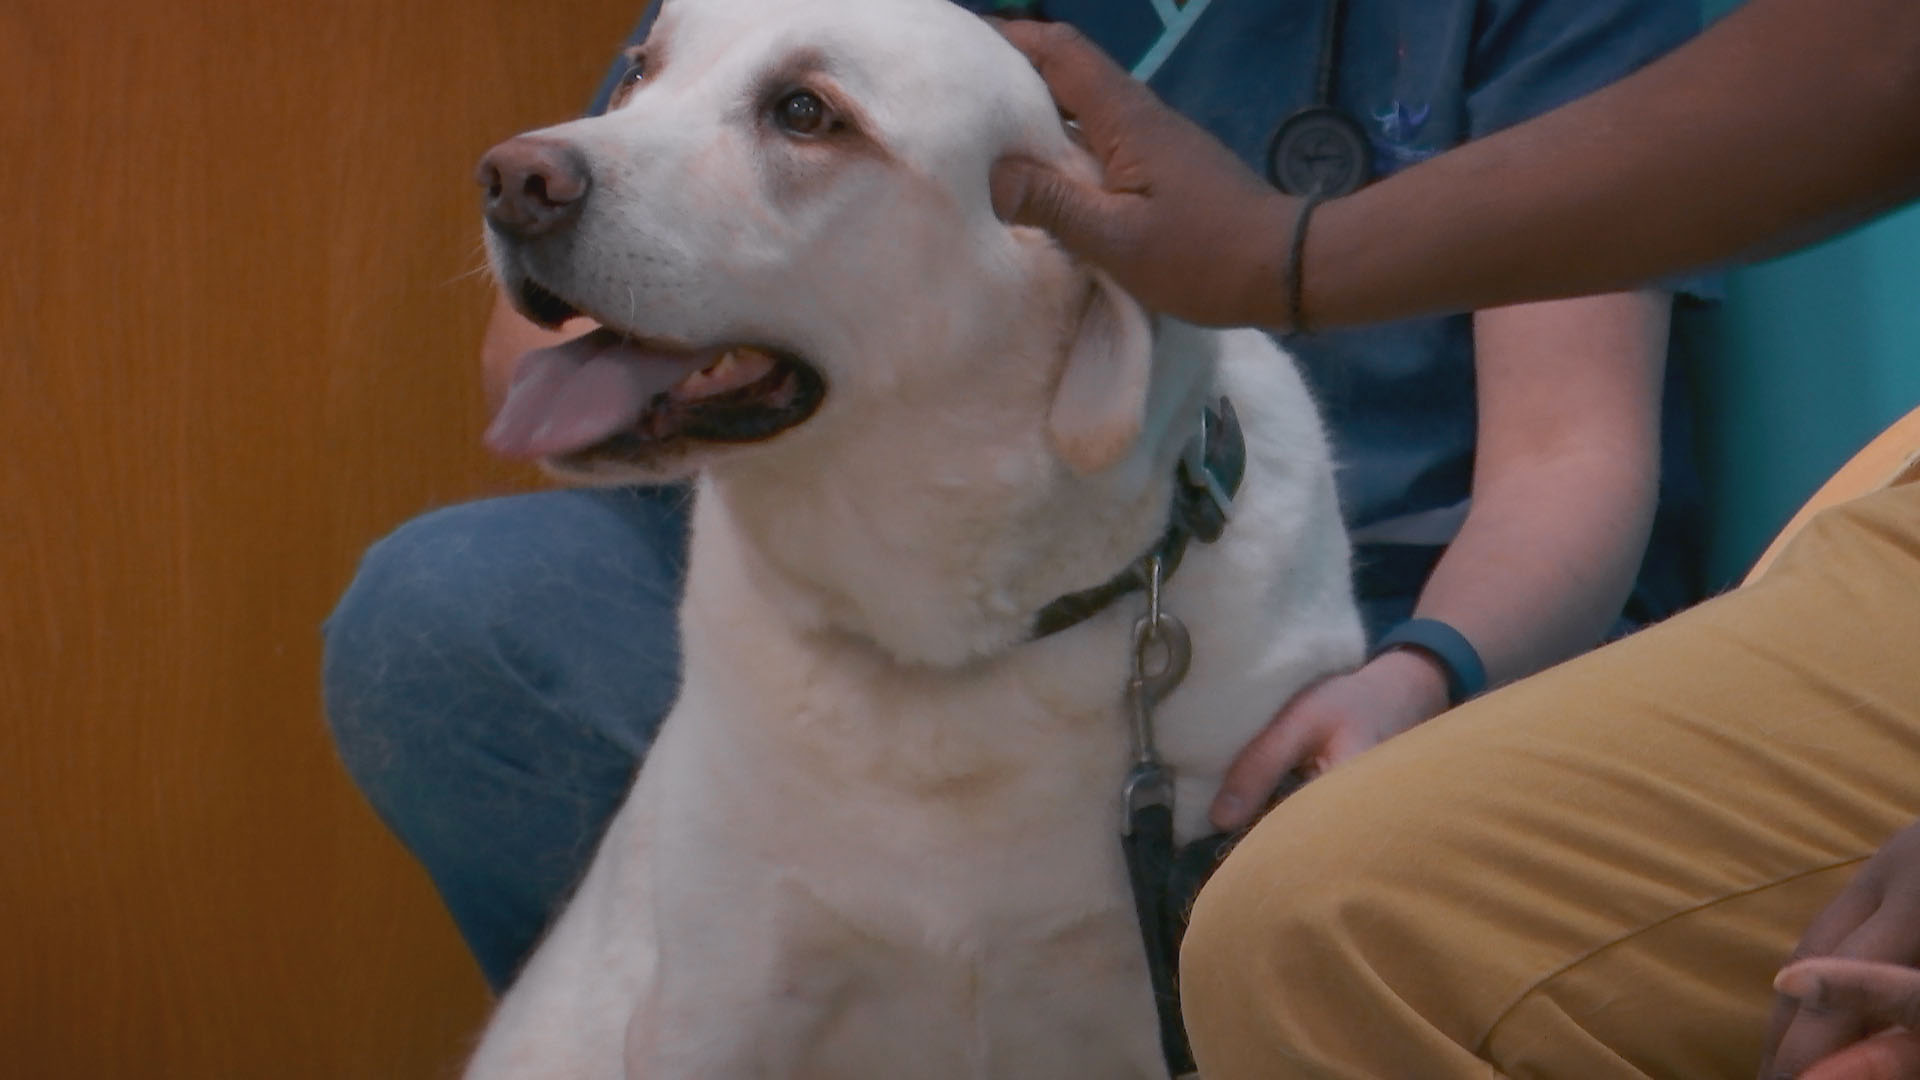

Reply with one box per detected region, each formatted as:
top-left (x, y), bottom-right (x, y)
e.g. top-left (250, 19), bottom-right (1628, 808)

top-left (632, 634), bottom-right (1172, 1077)
top-left (669, 613), bottom-right (1141, 850)
top-left (744, 892), bottom-right (1166, 1079)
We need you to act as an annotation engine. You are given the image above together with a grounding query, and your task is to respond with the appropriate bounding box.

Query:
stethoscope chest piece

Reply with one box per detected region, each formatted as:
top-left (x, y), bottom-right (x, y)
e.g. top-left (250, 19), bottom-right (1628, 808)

top-left (1266, 104), bottom-right (1371, 197)
top-left (1265, 0), bottom-right (1372, 197)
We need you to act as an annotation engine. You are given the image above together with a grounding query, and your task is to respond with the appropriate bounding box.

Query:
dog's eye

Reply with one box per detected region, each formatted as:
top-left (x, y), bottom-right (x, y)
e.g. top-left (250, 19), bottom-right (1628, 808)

top-left (608, 52), bottom-right (647, 107)
top-left (772, 90), bottom-right (829, 136)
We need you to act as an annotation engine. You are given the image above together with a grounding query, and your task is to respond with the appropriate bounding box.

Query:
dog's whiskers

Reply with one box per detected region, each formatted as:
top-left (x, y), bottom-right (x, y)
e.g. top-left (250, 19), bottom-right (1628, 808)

top-left (439, 245), bottom-right (501, 290)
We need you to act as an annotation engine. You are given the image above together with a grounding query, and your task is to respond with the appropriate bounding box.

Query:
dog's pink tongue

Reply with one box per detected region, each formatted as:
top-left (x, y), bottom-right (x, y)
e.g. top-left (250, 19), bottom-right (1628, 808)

top-left (485, 328), bottom-right (710, 460)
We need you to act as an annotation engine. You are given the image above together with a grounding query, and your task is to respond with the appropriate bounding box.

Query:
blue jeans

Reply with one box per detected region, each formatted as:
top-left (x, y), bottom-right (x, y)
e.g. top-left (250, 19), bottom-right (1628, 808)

top-left (323, 485), bottom-right (690, 990)
top-left (324, 485), bottom-right (1421, 991)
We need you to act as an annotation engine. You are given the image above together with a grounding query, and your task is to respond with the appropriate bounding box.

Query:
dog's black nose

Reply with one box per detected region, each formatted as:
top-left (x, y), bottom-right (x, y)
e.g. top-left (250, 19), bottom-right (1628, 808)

top-left (477, 136), bottom-right (590, 238)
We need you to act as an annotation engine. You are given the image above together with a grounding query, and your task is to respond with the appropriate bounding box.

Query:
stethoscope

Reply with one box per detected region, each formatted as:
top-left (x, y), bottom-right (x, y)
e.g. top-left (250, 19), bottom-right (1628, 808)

top-left (997, 0), bottom-right (1372, 198)
top-left (1264, 0), bottom-right (1372, 196)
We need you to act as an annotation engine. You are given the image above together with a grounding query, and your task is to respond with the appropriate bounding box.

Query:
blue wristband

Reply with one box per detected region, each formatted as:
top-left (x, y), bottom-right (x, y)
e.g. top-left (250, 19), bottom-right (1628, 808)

top-left (1373, 618), bottom-right (1486, 707)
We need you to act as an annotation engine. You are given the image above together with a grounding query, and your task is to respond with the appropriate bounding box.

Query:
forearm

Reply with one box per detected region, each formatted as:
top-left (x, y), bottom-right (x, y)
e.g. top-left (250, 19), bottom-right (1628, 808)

top-left (994, 2), bottom-right (1920, 332)
top-left (1411, 459), bottom-right (1658, 687)
top-left (1397, 290), bottom-right (1669, 688)
top-left (1304, 0), bottom-right (1920, 328)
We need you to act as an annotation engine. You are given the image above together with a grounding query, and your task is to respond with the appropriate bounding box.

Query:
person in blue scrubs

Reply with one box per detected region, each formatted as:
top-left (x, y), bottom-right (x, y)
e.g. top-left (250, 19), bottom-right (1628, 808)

top-left (324, 0), bottom-right (1709, 990)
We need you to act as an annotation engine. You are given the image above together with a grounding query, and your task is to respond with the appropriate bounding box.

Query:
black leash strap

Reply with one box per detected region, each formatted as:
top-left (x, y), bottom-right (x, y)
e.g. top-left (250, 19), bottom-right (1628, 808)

top-left (1106, 403), bottom-right (1256, 1077)
top-left (1123, 799), bottom-right (1193, 1075)
top-left (1028, 400), bottom-right (1249, 1077)
top-left (1121, 556), bottom-right (1196, 1077)
top-left (1126, 795), bottom-right (1304, 1077)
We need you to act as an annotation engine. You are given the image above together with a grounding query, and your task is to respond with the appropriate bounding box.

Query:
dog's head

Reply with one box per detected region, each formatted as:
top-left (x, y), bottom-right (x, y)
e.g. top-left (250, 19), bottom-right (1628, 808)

top-left (478, 0), bottom-right (1170, 486)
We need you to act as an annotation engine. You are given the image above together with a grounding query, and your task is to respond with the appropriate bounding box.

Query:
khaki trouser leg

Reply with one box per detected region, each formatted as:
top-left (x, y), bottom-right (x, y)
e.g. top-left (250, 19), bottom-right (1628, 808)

top-left (1181, 483), bottom-right (1920, 1079)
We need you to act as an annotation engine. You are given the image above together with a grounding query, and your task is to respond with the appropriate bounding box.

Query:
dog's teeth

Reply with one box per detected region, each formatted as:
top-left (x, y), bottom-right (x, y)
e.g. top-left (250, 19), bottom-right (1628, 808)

top-left (669, 348), bottom-right (778, 402)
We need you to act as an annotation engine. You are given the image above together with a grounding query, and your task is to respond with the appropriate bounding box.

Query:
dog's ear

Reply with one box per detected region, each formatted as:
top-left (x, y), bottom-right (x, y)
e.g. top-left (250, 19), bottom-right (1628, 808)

top-left (1047, 270), bottom-right (1153, 475)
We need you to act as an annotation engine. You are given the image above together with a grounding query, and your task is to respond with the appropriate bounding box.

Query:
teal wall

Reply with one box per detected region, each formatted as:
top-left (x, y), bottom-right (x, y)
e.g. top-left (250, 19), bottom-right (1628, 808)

top-left (1686, 0), bottom-right (1920, 585)
top-left (1687, 208), bottom-right (1920, 585)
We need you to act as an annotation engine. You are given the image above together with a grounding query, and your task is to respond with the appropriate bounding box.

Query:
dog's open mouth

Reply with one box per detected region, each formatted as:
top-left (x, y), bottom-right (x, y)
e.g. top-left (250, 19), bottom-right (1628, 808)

top-left (485, 284), bottom-right (826, 464)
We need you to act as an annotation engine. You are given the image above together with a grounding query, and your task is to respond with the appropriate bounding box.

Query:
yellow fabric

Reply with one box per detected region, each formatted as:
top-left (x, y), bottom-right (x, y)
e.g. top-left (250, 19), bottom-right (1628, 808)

top-left (1181, 482), bottom-right (1920, 1078)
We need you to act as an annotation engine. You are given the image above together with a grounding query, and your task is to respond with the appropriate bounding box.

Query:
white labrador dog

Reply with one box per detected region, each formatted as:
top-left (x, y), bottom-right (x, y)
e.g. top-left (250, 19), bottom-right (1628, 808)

top-left (467, 0), bottom-right (1364, 1076)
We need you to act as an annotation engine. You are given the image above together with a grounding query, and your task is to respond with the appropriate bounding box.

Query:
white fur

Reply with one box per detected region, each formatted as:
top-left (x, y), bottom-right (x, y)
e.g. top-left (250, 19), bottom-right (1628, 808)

top-left (467, 0), bottom-right (1364, 1075)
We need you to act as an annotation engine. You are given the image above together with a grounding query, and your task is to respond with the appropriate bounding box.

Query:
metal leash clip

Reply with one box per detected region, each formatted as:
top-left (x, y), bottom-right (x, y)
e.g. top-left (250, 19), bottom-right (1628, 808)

top-left (1121, 554), bottom-right (1192, 833)
top-left (1119, 554), bottom-right (1202, 1076)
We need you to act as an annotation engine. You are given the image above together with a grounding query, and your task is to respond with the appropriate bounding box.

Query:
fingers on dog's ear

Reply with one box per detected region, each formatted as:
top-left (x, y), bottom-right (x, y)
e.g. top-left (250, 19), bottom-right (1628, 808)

top-left (990, 158), bottom-right (1130, 257)
top-left (995, 20), bottom-right (1152, 144)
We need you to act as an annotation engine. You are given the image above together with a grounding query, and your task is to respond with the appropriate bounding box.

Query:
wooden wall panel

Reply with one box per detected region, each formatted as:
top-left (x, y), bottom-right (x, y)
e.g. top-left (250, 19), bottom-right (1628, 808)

top-left (2, 1), bottom-right (644, 1074)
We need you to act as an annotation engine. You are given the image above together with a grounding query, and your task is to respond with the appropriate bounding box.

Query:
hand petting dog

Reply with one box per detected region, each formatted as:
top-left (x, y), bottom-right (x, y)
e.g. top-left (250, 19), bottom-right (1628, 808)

top-left (987, 20), bottom-right (1299, 330)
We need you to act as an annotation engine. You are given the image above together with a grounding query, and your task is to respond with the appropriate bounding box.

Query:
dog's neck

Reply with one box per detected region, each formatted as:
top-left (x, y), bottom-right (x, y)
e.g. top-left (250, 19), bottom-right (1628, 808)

top-left (695, 315), bottom-right (1218, 669)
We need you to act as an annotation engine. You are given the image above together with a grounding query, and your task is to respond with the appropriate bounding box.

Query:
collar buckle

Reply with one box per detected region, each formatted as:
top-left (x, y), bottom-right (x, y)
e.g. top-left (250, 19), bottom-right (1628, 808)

top-left (1174, 397), bottom-right (1243, 545)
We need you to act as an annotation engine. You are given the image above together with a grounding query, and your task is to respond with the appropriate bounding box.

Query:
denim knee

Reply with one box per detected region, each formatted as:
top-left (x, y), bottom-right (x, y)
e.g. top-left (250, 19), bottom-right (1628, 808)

top-left (322, 485), bottom-right (690, 987)
top-left (325, 488), bottom-right (688, 742)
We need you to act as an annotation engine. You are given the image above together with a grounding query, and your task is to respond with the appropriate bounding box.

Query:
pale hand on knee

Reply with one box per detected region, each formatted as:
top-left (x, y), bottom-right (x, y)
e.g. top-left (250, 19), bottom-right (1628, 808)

top-left (1208, 649), bottom-right (1450, 831)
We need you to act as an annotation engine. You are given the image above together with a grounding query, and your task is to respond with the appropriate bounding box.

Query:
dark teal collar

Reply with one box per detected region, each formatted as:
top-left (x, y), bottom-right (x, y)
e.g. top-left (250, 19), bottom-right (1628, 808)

top-left (1030, 398), bottom-right (1244, 640)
